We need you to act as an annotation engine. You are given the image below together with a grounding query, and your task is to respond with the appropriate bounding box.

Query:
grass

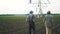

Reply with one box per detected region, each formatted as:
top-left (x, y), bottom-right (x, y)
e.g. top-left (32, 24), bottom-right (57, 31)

top-left (0, 15), bottom-right (60, 34)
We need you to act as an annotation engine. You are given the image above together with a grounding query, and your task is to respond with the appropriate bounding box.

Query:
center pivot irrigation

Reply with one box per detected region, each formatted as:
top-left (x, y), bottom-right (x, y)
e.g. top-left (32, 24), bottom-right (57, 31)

top-left (29, 0), bottom-right (51, 17)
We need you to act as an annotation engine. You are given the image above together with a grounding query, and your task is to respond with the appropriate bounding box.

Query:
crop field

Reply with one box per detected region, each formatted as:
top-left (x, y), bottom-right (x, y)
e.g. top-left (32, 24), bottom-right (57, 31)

top-left (0, 14), bottom-right (60, 34)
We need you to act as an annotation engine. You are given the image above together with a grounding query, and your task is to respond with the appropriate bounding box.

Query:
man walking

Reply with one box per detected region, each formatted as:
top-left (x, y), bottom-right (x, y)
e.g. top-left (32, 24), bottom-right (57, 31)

top-left (43, 11), bottom-right (53, 34)
top-left (26, 11), bottom-right (36, 34)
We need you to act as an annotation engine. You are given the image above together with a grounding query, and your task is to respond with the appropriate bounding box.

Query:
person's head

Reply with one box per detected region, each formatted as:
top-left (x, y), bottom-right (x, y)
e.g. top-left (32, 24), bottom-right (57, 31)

top-left (30, 11), bottom-right (33, 14)
top-left (47, 11), bottom-right (51, 14)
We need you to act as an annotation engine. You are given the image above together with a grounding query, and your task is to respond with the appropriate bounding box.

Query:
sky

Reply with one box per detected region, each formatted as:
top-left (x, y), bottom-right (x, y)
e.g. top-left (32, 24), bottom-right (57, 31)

top-left (0, 0), bottom-right (60, 14)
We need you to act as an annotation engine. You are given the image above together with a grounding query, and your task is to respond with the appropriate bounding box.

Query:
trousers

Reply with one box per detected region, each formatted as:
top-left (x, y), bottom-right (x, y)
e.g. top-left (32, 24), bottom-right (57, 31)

top-left (29, 21), bottom-right (35, 34)
top-left (46, 27), bottom-right (52, 34)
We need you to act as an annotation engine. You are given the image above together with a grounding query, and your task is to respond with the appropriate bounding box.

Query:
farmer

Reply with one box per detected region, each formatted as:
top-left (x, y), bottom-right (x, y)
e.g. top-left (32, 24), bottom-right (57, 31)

top-left (26, 11), bottom-right (38, 34)
top-left (43, 11), bottom-right (53, 34)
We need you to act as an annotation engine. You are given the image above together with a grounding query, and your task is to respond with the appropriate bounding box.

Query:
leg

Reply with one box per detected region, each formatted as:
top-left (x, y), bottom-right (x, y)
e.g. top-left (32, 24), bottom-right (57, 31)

top-left (32, 24), bottom-right (35, 34)
top-left (29, 25), bottom-right (31, 34)
top-left (46, 27), bottom-right (49, 34)
top-left (49, 28), bottom-right (52, 34)
top-left (46, 27), bottom-right (52, 34)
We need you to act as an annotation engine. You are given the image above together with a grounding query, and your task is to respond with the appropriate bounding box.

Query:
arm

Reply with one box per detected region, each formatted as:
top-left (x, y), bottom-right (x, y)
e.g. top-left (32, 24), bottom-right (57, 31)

top-left (52, 16), bottom-right (53, 23)
top-left (43, 16), bottom-right (46, 23)
top-left (26, 16), bottom-right (29, 22)
top-left (43, 17), bottom-right (45, 23)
